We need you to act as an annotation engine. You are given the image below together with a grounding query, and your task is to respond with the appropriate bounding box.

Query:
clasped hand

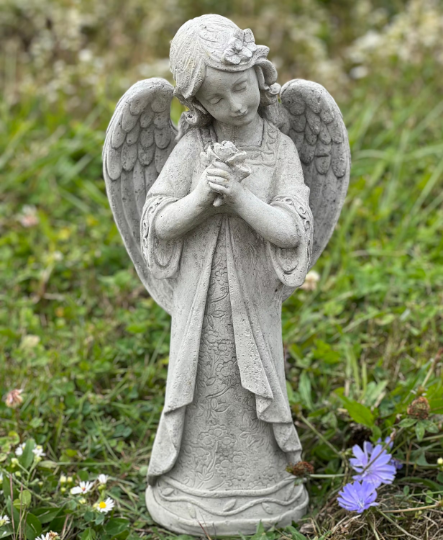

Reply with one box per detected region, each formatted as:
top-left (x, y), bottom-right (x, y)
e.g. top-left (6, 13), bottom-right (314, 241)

top-left (196, 160), bottom-right (246, 209)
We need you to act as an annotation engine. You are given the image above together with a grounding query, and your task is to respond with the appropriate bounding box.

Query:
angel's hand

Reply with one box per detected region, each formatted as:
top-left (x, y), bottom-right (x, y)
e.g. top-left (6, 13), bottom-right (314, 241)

top-left (193, 166), bottom-right (219, 208)
top-left (207, 162), bottom-right (245, 209)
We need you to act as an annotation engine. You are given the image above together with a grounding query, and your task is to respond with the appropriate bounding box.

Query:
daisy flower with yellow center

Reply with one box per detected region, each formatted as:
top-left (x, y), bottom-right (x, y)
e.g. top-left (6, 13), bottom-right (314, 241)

top-left (70, 481), bottom-right (94, 495)
top-left (36, 533), bottom-right (59, 540)
top-left (94, 497), bottom-right (115, 514)
top-left (0, 515), bottom-right (10, 526)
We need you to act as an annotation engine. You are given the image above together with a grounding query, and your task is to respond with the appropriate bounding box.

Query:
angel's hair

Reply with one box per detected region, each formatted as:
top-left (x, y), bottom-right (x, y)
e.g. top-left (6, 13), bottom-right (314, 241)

top-left (170, 14), bottom-right (281, 141)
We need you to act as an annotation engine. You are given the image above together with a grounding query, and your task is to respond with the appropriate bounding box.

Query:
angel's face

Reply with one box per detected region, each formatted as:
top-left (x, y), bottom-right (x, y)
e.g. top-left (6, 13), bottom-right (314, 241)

top-left (196, 66), bottom-right (260, 127)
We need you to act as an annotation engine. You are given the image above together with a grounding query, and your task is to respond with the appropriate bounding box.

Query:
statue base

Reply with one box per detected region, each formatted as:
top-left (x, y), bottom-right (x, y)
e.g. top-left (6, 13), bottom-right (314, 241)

top-left (146, 476), bottom-right (309, 536)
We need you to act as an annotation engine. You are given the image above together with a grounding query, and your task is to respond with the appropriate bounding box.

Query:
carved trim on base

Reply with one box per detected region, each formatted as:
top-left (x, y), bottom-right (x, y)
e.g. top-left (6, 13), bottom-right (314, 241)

top-left (146, 478), bottom-right (309, 536)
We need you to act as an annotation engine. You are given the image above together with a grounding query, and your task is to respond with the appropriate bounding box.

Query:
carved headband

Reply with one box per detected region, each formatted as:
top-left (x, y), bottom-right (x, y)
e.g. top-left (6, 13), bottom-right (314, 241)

top-left (170, 15), bottom-right (274, 100)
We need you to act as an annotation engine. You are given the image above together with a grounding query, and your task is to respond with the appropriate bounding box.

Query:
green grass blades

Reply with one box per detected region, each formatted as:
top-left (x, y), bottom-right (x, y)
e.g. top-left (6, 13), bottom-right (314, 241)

top-left (1, 43), bottom-right (443, 540)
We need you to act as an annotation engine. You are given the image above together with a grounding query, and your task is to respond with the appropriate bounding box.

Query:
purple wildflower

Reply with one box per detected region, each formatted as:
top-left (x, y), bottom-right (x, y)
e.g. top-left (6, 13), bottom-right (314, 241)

top-left (377, 436), bottom-right (403, 470)
top-left (337, 480), bottom-right (379, 513)
top-left (378, 436), bottom-right (393, 449)
top-left (391, 457), bottom-right (403, 470)
top-left (350, 441), bottom-right (396, 487)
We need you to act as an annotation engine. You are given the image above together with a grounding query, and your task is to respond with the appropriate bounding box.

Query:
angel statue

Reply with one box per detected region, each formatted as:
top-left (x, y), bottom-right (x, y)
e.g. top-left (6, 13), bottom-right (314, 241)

top-left (103, 14), bottom-right (350, 536)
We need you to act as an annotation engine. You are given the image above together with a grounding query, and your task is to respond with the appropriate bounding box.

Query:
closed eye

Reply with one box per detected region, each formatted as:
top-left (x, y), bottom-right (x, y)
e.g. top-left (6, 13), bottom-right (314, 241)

top-left (209, 97), bottom-right (222, 105)
top-left (234, 85), bottom-right (247, 92)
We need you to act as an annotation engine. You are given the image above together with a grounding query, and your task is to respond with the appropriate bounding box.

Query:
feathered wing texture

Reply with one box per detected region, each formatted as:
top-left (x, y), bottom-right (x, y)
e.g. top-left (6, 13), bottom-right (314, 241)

top-left (103, 78), bottom-right (177, 314)
top-left (279, 79), bottom-right (351, 268)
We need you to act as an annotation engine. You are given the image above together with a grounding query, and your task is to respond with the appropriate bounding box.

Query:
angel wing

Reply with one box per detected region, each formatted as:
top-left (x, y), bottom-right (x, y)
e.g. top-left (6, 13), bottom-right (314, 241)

top-left (103, 78), bottom-right (177, 313)
top-left (279, 80), bottom-right (351, 268)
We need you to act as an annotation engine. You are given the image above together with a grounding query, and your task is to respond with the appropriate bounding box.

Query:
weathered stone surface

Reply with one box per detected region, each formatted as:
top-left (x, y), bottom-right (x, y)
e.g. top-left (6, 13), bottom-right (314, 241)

top-left (102, 13), bottom-right (350, 537)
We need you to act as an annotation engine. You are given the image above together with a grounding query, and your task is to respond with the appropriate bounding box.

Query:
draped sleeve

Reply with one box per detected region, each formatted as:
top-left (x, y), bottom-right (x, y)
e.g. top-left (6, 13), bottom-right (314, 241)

top-left (140, 130), bottom-right (200, 279)
top-left (267, 134), bottom-right (314, 289)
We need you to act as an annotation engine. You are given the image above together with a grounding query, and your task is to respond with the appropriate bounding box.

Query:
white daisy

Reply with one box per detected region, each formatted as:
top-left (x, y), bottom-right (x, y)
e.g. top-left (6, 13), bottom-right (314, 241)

top-left (15, 443), bottom-right (26, 456)
top-left (94, 497), bottom-right (115, 514)
top-left (0, 515), bottom-right (10, 526)
top-left (70, 481), bottom-right (94, 495)
top-left (97, 474), bottom-right (108, 485)
top-left (33, 446), bottom-right (46, 458)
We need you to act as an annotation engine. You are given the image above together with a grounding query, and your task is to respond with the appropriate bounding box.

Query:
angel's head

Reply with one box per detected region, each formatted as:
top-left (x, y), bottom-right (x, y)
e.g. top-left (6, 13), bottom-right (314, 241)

top-left (170, 15), bottom-right (280, 135)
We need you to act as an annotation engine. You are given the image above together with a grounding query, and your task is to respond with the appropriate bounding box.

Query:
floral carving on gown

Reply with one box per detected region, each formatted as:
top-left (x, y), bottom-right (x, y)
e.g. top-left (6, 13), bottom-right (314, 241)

top-left (141, 120), bottom-right (313, 528)
top-left (169, 218), bottom-right (289, 491)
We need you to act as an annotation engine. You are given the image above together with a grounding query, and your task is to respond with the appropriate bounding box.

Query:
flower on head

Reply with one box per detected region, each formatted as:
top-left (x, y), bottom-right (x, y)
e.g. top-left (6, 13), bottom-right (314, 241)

top-left (5, 389), bottom-right (24, 408)
top-left (350, 441), bottom-right (396, 487)
top-left (15, 443), bottom-right (26, 456)
top-left (97, 474), bottom-right (108, 485)
top-left (60, 475), bottom-right (67, 484)
top-left (70, 481), bottom-right (94, 495)
top-left (93, 497), bottom-right (115, 514)
top-left (438, 457), bottom-right (443, 467)
top-left (0, 515), bottom-right (10, 526)
top-left (407, 396), bottom-right (430, 419)
top-left (337, 480), bottom-right (379, 513)
top-left (222, 28), bottom-right (257, 65)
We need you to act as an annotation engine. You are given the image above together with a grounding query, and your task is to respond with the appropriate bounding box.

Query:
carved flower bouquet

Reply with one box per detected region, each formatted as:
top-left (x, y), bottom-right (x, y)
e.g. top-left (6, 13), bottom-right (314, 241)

top-left (201, 141), bottom-right (251, 207)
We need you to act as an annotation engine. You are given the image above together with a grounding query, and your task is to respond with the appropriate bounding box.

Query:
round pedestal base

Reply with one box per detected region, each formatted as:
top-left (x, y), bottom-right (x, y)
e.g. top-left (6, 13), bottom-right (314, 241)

top-left (146, 476), bottom-right (309, 536)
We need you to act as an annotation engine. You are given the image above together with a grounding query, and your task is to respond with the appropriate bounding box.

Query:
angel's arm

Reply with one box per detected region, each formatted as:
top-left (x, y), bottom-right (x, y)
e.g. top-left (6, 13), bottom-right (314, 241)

top-left (207, 137), bottom-right (308, 249)
top-left (155, 189), bottom-right (214, 241)
top-left (149, 132), bottom-right (218, 241)
top-left (230, 188), bottom-right (299, 248)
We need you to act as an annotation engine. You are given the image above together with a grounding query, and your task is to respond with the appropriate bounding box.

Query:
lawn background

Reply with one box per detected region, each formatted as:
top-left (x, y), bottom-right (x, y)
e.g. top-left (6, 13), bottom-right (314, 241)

top-left (1, 1), bottom-right (443, 539)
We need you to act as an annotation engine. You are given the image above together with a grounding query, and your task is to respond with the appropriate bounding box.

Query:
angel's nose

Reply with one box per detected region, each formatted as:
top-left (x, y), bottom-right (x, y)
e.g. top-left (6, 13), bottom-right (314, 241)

top-left (229, 97), bottom-right (246, 115)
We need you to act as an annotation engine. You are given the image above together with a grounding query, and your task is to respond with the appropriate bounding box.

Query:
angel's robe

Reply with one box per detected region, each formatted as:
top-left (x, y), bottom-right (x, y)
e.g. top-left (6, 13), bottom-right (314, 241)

top-left (141, 119), bottom-right (313, 482)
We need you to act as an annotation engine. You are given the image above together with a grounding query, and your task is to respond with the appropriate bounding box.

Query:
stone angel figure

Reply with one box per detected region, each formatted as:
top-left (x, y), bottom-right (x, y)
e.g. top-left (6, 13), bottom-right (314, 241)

top-left (103, 14), bottom-right (350, 536)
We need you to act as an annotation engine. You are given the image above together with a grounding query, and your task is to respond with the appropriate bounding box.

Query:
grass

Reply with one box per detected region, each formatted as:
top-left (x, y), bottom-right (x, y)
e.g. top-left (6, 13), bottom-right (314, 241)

top-left (0, 70), bottom-right (443, 538)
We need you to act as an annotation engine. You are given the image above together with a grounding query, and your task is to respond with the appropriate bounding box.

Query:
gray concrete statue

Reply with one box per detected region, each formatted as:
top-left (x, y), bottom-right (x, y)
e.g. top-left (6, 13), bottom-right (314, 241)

top-left (103, 14), bottom-right (350, 536)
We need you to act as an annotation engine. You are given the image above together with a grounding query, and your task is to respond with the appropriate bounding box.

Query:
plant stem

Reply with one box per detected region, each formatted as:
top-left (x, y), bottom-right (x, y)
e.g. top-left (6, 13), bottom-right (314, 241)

top-left (377, 509), bottom-right (421, 540)
top-left (299, 414), bottom-right (343, 459)
top-left (381, 502), bottom-right (443, 513)
top-left (310, 474), bottom-right (346, 478)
